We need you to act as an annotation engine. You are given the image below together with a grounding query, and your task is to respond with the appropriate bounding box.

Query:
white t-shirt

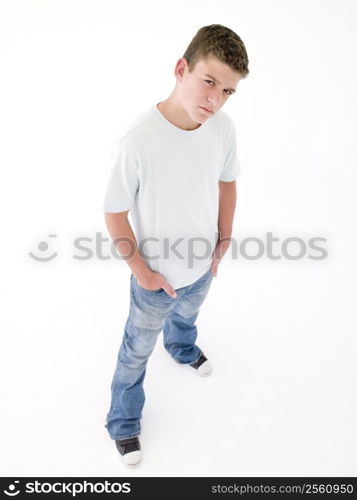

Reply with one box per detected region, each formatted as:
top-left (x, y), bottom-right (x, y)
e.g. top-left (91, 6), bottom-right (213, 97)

top-left (103, 103), bottom-right (241, 290)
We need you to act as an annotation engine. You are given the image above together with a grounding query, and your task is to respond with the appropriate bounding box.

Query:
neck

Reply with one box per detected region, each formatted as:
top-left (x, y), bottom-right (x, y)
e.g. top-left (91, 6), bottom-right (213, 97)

top-left (156, 96), bottom-right (201, 131)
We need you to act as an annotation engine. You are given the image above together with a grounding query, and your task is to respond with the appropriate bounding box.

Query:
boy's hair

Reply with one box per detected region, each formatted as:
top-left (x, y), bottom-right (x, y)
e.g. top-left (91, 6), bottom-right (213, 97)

top-left (182, 24), bottom-right (249, 78)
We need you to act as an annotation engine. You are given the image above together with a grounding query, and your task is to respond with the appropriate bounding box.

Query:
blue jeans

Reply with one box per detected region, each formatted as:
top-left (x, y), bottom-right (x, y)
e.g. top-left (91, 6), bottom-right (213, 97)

top-left (105, 267), bottom-right (214, 440)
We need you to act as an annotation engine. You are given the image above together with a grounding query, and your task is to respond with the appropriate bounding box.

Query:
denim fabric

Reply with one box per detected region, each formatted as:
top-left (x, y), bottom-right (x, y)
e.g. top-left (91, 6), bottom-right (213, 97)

top-left (105, 267), bottom-right (214, 440)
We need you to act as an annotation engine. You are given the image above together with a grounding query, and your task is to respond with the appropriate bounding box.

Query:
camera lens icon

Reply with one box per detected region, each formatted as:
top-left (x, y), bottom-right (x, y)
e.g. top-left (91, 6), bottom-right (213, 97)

top-left (28, 234), bottom-right (58, 262)
top-left (4, 480), bottom-right (20, 496)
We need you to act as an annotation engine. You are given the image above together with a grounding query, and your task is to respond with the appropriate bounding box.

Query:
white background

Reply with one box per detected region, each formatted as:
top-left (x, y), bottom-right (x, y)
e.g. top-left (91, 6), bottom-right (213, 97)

top-left (0, 0), bottom-right (356, 477)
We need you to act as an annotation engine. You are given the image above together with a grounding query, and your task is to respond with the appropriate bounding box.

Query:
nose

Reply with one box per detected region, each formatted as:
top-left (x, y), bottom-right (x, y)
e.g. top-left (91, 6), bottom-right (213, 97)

top-left (207, 89), bottom-right (222, 109)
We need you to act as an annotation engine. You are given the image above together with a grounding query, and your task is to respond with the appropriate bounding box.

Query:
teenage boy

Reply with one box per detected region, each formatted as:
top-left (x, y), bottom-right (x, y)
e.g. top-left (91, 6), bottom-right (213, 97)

top-left (103, 24), bottom-right (249, 468)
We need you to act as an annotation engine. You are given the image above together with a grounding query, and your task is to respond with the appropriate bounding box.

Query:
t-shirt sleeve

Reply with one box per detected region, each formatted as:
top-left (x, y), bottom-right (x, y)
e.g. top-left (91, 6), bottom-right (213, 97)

top-left (102, 141), bottom-right (140, 212)
top-left (219, 119), bottom-right (241, 182)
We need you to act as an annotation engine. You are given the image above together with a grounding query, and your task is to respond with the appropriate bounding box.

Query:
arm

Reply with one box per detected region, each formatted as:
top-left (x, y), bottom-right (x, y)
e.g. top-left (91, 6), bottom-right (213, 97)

top-left (105, 210), bottom-right (150, 278)
top-left (104, 211), bottom-right (177, 297)
top-left (211, 180), bottom-right (237, 276)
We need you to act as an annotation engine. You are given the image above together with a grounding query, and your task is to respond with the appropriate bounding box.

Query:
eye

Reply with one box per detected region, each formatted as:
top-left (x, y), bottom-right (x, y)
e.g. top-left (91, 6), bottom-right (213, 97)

top-left (205, 80), bottom-right (232, 96)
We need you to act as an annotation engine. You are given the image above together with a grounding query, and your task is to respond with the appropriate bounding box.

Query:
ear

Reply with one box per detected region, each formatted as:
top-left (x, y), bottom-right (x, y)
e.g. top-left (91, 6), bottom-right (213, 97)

top-left (175, 57), bottom-right (188, 81)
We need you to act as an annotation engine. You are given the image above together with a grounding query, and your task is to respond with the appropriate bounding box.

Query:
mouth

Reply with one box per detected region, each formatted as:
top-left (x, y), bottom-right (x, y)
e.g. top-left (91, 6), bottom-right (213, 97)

top-left (199, 106), bottom-right (213, 115)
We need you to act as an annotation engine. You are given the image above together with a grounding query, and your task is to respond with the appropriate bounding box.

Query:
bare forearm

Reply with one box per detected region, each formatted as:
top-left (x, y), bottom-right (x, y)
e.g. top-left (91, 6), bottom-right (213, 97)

top-left (218, 181), bottom-right (236, 238)
top-left (214, 181), bottom-right (237, 261)
top-left (104, 211), bottom-right (151, 280)
top-left (104, 211), bottom-right (177, 297)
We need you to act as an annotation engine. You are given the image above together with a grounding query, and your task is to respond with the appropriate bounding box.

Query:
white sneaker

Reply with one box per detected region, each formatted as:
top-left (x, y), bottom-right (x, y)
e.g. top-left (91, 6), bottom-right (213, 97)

top-left (115, 436), bottom-right (142, 468)
top-left (189, 353), bottom-right (212, 376)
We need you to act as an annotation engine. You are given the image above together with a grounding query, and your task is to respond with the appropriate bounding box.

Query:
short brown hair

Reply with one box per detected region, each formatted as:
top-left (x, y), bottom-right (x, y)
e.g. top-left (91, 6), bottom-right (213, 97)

top-left (182, 24), bottom-right (249, 78)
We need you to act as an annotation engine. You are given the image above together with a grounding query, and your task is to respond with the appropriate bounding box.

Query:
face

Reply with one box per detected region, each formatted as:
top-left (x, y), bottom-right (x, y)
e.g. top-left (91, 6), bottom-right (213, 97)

top-left (175, 55), bottom-right (242, 123)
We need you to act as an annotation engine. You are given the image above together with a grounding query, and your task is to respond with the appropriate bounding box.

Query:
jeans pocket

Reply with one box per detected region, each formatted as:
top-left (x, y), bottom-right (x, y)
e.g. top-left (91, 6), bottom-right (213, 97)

top-left (141, 286), bottom-right (162, 293)
top-left (196, 268), bottom-right (213, 287)
top-left (204, 267), bottom-right (214, 279)
top-left (132, 275), bottom-right (162, 293)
